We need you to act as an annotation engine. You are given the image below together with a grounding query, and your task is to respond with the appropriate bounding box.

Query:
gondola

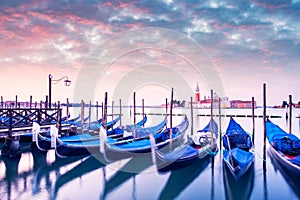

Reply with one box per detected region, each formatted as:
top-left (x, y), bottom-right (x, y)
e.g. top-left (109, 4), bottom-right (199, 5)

top-left (222, 117), bottom-right (254, 179)
top-left (266, 118), bottom-right (300, 175)
top-left (268, 148), bottom-right (300, 198)
top-left (55, 115), bottom-right (145, 143)
top-left (68, 115), bottom-right (90, 127)
top-left (152, 118), bottom-right (218, 172)
top-left (56, 116), bottom-right (121, 143)
top-left (106, 115), bottom-right (148, 138)
top-left (32, 116), bottom-right (121, 152)
top-left (62, 114), bottom-right (81, 124)
top-left (60, 113), bottom-right (71, 122)
top-left (54, 117), bottom-right (166, 157)
top-left (101, 116), bottom-right (188, 160)
top-left (20, 114), bottom-right (88, 142)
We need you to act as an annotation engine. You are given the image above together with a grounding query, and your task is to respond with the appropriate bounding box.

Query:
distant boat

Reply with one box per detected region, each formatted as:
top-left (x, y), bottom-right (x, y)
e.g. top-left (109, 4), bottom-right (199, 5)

top-left (152, 118), bottom-right (218, 172)
top-left (222, 117), bottom-right (254, 179)
top-left (266, 119), bottom-right (300, 174)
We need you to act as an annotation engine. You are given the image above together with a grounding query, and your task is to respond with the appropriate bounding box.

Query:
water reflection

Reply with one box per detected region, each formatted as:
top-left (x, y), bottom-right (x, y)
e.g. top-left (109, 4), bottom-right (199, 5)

top-left (263, 163), bottom-right (268, 200)
top-left (223, 162), bottom-right (254, 200)
top-left (0, 108), bottom-right (299, 200)
top-left (0, 142), bottom-right (35, 200)
top-left (53, 154), bottom-right (106, 199)
top-left (268, 148), bottom-right (300, 198)
top-left (2, 156), bottom-right (21, 200)
top-left (158, 155), bottom-right (211, 200)
top-left (210, 156), bottom-right (215, 200)
top-left (31, 150), bottom-right (48, 195)
top-left (33, 152), bottom-right (87, 197)
top-left (101, 154), bottom-right (153, 200)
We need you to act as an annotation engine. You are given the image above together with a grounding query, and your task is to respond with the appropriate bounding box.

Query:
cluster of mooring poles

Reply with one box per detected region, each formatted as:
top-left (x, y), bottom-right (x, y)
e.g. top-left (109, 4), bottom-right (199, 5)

top-left (0, 83), bottom-right (296, 161)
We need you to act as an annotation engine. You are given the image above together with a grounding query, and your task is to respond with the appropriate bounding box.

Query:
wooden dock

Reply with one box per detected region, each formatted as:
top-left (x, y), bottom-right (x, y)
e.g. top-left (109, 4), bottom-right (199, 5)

top-left (0, 124), bottom-right (71, 138)
top-left (0, 107), bottom-right (70, 158)
top-left (0, 107), bottom-right (67, 137)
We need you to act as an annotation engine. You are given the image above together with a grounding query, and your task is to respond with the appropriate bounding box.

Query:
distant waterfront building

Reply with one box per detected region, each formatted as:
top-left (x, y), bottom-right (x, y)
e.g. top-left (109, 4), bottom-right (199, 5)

top-left (221, 97), bottom-right (230, 108)
top-left (188, 82), bottom-right (255, 109)
top-left (230, 100), bottom-right (256, 108)
top-left (197, 96), bottom-right (230, 108)
top-left (199, 97), bottom-right (211, 108)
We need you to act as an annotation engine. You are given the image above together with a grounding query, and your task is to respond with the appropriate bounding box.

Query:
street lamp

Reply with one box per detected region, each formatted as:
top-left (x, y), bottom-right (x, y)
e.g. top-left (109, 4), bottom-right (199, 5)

top-left (49, 74), bottom-right (71, 108)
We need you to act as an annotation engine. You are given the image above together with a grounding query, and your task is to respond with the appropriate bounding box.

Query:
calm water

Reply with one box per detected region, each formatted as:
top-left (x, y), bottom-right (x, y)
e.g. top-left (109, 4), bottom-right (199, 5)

top-left (1, 108), bottom-right (300, 200)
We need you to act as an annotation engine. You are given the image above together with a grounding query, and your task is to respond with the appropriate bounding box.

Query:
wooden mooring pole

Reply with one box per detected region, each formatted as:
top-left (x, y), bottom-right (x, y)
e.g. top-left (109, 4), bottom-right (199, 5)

top-left (119, 99), bottom-right (122, 126)
top-left (252, 97), bottom-right (255, 146)
top-left (103, 92), bottom-right (108, 130)
top-left (101, 102), bottom-right (104, 122)
top-left (165, 98), bottom-right (168, 129)
top-left (30, 96), bottom-right (32, 109)
top-left (190, 96), bottom-right (193, 135)
top-left (142, 99), bottom-right (145, 127)
top-left (15, 95), bottom-right (18, 108)
top-left (112, 101), bottom-right (114, 128)
top-left (57, 101), bottom-right (62, 134)
top-left (133, 92), bottom-right (136, 139)
top-left (289, 94), bottom-right (292, 133)
top-left (66, 98), bottom-right (69, 123)
top-left (88, 100), bottom-right (92, 130)
top-left (96, 101), bottom-right (99, 122)
top-left (218, 97), bottom-right (222, 150)
top-left (130, 105), bottom-right (132, 118)
top-left (81, 100), bottom-right (85, 134)
top-left (45, 95), bottom-right (48, 109)
top-left (263, 83), bottom-right (267, 170)
top-left (170, 88), bottom-right (174, 148)
top-left (210, 89), bottom-right (213, 147)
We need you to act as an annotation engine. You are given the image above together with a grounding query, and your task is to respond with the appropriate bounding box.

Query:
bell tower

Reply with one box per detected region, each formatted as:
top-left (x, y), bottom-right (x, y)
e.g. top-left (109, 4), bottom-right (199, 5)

top-left (195, 82), bottom-right (200, 103)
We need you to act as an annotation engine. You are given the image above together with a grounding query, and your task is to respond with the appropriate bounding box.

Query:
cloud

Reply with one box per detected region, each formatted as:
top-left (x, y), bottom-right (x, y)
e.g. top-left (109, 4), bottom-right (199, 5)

top-left (0, 0), bottom-right (299, 104)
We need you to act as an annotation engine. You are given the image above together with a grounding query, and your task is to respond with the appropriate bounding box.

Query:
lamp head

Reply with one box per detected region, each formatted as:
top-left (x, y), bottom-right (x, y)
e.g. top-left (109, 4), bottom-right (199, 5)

top-left (64, 79), bottom-right (71, 86)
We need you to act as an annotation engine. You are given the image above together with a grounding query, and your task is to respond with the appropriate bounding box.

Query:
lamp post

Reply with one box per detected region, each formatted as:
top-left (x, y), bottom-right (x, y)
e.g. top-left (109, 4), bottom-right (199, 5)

top-left (48, 74), bottom-right (71, 108)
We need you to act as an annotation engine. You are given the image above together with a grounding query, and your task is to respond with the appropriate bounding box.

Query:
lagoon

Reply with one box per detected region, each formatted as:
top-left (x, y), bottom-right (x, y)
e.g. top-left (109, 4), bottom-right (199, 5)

top-left (0, 108), bottom-right (299, 200)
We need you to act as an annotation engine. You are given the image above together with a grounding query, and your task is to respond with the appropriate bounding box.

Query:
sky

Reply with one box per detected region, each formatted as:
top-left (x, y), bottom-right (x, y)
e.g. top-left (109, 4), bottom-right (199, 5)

top-left (0, 0), bottom-right (299, 107)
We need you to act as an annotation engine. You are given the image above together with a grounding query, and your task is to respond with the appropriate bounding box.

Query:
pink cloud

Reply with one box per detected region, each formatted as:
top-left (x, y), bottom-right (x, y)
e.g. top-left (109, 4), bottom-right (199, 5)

top-left (249, 0), bottom-right (289, 10)
top-left (213, 21), bottom-right (264, 32)
top-left (261, 65), bottom-right (283, 74)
